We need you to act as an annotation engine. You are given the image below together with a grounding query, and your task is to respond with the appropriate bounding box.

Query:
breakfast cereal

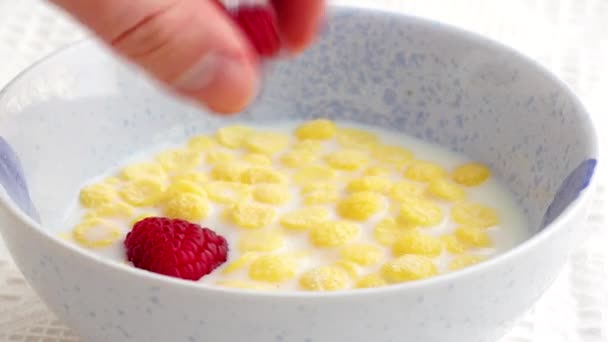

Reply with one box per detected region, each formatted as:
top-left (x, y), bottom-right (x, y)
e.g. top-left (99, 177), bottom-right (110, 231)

top-left (61, 120), bottom-right (528, 291)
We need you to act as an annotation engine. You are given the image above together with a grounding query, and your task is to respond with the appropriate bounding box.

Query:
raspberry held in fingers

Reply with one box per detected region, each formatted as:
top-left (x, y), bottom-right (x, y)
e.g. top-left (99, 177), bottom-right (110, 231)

top-left (215, 1), bottom-right (282, 57)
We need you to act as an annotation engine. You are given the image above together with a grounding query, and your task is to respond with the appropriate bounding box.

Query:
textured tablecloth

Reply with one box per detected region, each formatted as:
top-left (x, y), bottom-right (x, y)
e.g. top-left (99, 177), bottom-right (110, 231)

top-left (1, 0), bottom-right (607, 341)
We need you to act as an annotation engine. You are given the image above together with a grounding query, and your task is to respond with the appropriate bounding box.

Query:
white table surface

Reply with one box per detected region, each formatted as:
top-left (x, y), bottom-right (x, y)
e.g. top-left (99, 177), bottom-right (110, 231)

top-left (0, 0), bottom-right (607, 341)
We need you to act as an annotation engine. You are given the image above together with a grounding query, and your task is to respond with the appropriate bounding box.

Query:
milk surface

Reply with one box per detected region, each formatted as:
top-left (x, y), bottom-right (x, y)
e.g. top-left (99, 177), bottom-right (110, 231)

top-left (62, 120), bottom-right (529, 290)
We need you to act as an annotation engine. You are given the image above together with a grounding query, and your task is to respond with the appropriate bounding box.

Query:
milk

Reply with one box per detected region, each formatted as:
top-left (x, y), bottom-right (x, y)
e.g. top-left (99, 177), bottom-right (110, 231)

top-left (62, 120), bottom-right (529, 291)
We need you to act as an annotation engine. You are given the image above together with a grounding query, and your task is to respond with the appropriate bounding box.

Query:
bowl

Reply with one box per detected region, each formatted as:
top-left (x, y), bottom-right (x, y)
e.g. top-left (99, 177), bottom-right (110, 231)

top-left (0, 6), bottom-right (599, 342)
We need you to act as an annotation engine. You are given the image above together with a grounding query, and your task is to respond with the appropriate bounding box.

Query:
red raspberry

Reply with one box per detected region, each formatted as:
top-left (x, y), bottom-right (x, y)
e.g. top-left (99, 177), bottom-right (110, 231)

top-left (231, 5), bottom-right (281, 57)
top-left (125, 217), bottom-right (228, 281)
top-left (214, 1), bottom-right (281, 58)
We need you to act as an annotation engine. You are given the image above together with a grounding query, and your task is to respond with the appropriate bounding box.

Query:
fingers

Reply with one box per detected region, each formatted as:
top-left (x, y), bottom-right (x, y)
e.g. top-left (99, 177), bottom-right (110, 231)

top-left (51, 0), bottom-right (259, 114)
top-left (50, 0), bottom-right (327, 113)
top-left (272, 0), bottom-right (326, 52)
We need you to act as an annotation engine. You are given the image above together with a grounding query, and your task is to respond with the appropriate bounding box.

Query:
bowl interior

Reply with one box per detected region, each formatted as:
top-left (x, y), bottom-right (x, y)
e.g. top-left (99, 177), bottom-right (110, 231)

top-left (0, 9), bottom-right (598, 236)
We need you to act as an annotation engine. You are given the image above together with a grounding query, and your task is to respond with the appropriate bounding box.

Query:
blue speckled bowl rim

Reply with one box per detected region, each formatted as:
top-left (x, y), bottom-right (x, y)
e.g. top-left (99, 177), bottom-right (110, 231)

top-left (0, 5), bottom-right (600, 298)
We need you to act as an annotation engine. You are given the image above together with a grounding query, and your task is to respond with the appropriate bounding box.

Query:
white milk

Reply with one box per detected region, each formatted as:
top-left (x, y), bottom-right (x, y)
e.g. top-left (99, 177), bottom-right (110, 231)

top-left (62, 120), bottom-right (530, 291)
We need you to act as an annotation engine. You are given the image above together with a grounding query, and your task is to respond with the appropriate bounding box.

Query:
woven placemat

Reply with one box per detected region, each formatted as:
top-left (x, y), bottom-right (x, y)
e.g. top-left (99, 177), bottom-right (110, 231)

top-left (0, 0), bottom-right (607, 341)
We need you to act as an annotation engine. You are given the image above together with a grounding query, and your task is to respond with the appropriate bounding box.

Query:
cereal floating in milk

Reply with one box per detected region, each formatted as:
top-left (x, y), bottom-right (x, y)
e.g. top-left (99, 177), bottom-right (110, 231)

top-left (62, 120), bottom-right (529, 291)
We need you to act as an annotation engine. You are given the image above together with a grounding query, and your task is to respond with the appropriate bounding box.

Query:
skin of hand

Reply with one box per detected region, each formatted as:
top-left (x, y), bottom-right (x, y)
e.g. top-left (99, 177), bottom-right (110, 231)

top-left (49, 0), bottom-right (325, 114)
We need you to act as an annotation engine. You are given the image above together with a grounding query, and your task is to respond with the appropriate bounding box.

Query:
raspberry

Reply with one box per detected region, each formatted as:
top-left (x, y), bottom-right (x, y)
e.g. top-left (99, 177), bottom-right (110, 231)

top-left (125, 217), bottom-right (228, 281)
top-left (218, 2), bottom-right (282, 57)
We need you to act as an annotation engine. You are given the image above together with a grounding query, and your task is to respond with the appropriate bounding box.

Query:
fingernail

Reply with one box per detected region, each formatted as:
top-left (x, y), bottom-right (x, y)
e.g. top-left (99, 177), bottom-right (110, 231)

top-left (174, 52), bottom-right (258, 113)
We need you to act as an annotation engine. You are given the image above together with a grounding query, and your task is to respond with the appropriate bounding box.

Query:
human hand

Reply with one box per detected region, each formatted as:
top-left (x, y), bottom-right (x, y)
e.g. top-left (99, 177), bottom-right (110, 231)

top-left (50, 0), bottom-right (325, 113)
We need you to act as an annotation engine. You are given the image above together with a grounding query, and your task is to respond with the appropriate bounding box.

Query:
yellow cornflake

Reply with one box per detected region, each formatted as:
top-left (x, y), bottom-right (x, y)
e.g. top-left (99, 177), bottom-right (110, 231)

top-left (404, 160), bottom-right (447, 182)
top-left (428, 178), bottom-right (466, 201)
top-left (156, 148), bottom-right (201, 172)
top-left (452, 162), bottom-right (491, 186)
top-left (398, 197), bottom-right (443, 227)
top-left (205, 150), bottom-right (236, 164)
top-left (244, 131), bottom-right (290, 155)
top-left (339, 243), bottom-right (383, 266)
top-left (301, 183), bottom-right (339, 205)
top-left (337, 192), bottom-right (384, 221)
top-left (393, 231), bottom-right (443, 257)
top-left (120, 162), bottom-right (166, 181)
top-left (227, 201), bottom-right (276, 229)
top-left (381, 255), bottom-right (438, 283)
top-left (334, 260), bottom-right (360, 278)
top-left (81, 210), bottom-right (99, 222)
top-left (79, 183), bottom-right (116, 208)
top-left (119, 178), bottom-right (166, 207)
top-left (222, 252), bottom-right (260, 274)
top-left (363, 166), bottom-right (392, 177)
top-left (244, 153), bottom-right (272, 166)
top-left (217, 125), bottom-right (254, 148)
top-left (440, 235), bottom-right (467, 254)
top-left (390, 181), bottom-right (425, 201)
top-left (165, 179), bottom-right (206, 199)
top-left (455, 226), bottom-right (492, 248)
top-left (295, 119), bottom-right (336, 140)
top-left (336, 127), bottom-right (378, 148)
top-left (253, 184), bottom-right (291, 205)
top-left (373, 145), bottom-right (414, 165)
top-left (164, 192), bottom-right (209, 222)
top-left (325, 149), bottom-right (369, 171)
top-left (172, 170), bottom-right (207, 185)
top-left (240, 167), bottom-right (286, 185)
top-left (283, 250), bottom-right (310, 260)
top-left (451, 202), bottom-right (499, 228)
top-left (103, 177), bottom-right (121, 186)
top-left (281, 149), bottom-right (317, 168)
top-left (211, 162), bottom-right (247, 182)
top-left (356, 273), bottom-right (387, 289)
top-left (89, 201), bottom-right (134, 218)
top-left (238, 231), bottom-right (285, 252)
top-left (73, 219), bottom-right (121, 248)
top-left (249, 254), bottom-right (299, 283)
top-left (347, 176), bottom-right (392, 194)
top-left (293, 165), bottom-right (337, 186)
top-left (373, 218), bottom-right (410, 246)
top-left (205, 181), bottom-right (251, 205)
top-left (449, 254), bottom-right (485, 271)
top-left (300, 182), bottom-right (336, 194)
top-left (187, 135), bottom-right (217, 151)
top-left (310, 220), bottom-right (360, 247)
top-left (280, 207), bottom-right (330, 231)
top-left (216, 280), bottom-right (272, 290)
top-left (299, 266), bottom-right (350, 291)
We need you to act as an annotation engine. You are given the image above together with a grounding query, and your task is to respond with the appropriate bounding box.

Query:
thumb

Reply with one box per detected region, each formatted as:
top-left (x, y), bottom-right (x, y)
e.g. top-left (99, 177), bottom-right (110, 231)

top-left (51, 0), bottom-right (259, 114)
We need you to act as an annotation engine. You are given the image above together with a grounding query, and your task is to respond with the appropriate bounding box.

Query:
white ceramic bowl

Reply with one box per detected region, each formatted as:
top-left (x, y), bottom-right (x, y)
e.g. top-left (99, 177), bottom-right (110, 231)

top-left (0, 6), bottom-right (599, 342)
